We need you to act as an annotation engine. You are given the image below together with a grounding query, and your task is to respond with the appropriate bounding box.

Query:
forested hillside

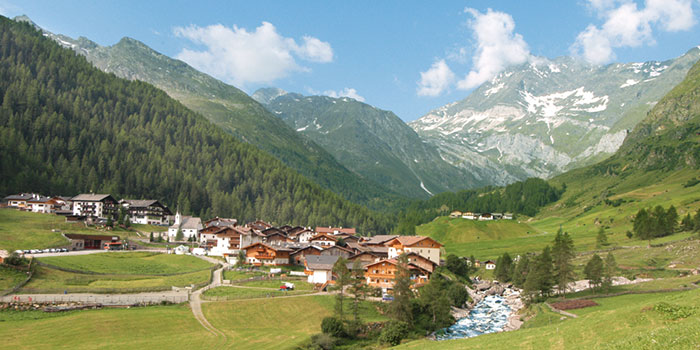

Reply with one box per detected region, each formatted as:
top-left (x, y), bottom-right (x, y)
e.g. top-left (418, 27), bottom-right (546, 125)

top-left (394, 178), bottom-right (564, 234)
top-left (15, 14), bottom-right (404, 211)
top-left (0, 17), bottom-right (392, 233)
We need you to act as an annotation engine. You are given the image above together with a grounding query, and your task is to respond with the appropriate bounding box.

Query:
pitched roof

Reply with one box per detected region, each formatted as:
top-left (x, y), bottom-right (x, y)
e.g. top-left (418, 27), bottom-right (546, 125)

top-left (120, 199), bottom-right (159, 207)
top-left (361, 235), bottom-right (398, 245)
top-left (388, 236), bottom-right (442, 248)
top-left (305, 255), bottom-right (340, 270)
top-left (27, 196), bottom-right (56, 203)
top-left (316, 227), bottom-right (357, 235)
top-left (241, 242), bottom-right (293, 252)
top-left (72, 194), bottom-right (115, 202)
top-left (309, 233), bottom-right (338, 241)
top-left (3, 194), bottom-right (35, 201)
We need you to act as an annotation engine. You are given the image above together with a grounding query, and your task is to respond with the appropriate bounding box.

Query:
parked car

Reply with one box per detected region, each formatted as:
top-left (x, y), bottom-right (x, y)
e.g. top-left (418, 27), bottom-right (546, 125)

top-left (23, 250), bottom-right (30, 254)
top-left (49, 248), bottom-right (57, 253)
top-left (382, 294), bottom-right (394, 301)
top-left (30, 249), bottom-right (40, 254)
top-left (42, 249), bottom-right (50, 253)
top-left (60, 248), bottom-right (68, 252)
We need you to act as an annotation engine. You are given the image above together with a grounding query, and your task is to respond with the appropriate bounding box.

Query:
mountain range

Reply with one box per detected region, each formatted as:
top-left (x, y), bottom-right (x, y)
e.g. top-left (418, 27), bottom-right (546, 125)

top-left (14, 15), bottom-right (405, 209)
top-left (253, 89), bottom-right (481, 197)
top-left (14, 15), bottom-right (700, 204)
top-left (411, 50), bottom-right (700, 185)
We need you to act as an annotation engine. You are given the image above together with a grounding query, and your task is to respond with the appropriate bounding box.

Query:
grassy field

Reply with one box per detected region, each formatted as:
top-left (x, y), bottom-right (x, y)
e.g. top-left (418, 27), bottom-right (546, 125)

top-left (398, 288), bottom-right (700, 349)
top-left (0, 304), bottom-right (220, 349)
top-left (203, 294), bottom-right (388, 350)
top-left (0, 209), bottom-right (99, 252)
top-left (0, 265), bottom-right (27, 291)
top-left (20, 265), bottom-right (211, 293)
top-left (420, 169), bottom-right (700, 261)
top-left (417, 216), bottom-right (545, 259)
top-left (223, 269), bottom-right (266, 281)
top-left (202, 286), bottom-right (314, 300)
top-left (239, 279), bottom-right (314, 290)
top-left (37, 252), bottom-right (214, 275)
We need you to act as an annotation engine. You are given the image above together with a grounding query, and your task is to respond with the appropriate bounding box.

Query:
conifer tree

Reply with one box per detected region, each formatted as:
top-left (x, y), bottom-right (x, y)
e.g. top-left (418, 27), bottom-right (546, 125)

top-left (512, 254), bottom-right (530, 288)
top-left (332, 257), bottom-right (351, 321)
top-left (348, 259), bottom-right (369, 323)
top-left (494, 252), bottom-right (513, 282)
top-left (390, 254), bottom-right (413, 325)
top-left (596, 227), bottom-right (609, 248)
top-left (552, 229), bottom-right (576, 295)
top-left (603, 253), bottom-right (617, 292)
top-left (584, 254), bottom-right (604, 291)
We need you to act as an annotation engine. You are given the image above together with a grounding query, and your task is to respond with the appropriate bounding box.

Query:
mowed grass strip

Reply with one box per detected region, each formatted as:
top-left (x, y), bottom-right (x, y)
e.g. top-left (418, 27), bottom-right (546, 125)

top-left (202, 286), bottom-right (313, 300)
top-left (203, 294), bottom-right (388, 350)
top-left (0, 304), bottom-right (219, 349)
top-left (397, 288), bottom-right (700, 350)
top-left (38, 252), bottom-right (214, 275)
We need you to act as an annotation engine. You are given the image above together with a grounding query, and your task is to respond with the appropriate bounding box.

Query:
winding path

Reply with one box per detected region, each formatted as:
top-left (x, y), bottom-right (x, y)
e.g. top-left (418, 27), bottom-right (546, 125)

top-left (189, 256), bottom-right (228, 340)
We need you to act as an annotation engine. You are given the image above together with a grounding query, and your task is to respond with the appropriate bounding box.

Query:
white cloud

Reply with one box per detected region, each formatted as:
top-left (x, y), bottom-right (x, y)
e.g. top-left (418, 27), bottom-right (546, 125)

top-left (417, 59), bottom-right (455, 96)
top-left (174, 22), bottom-right (333, 87)
top-left (456, 8), bottom-right (531, 90)
top-left (323, 88), bottom-right (365, 102)
top-left (572, 0), bottom-right (696, 64)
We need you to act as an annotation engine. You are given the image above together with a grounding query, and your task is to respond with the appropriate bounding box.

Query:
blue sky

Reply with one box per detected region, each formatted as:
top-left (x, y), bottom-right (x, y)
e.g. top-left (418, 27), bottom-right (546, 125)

top-left (1, 0), bottom-right (699, 121)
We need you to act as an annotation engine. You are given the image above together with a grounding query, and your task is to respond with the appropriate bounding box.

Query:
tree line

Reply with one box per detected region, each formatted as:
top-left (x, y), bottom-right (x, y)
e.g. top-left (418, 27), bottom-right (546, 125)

top-left (0, 17), bottom-right (394, 234)
top-left (491, 228), bottom-right (618, 302)
top-left (393, 178), bottom-right (564, 234)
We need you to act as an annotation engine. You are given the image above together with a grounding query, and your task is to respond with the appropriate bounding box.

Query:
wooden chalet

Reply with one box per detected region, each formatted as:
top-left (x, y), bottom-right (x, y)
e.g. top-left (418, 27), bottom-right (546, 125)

top-left (248, 220), bottom-right (273, 231)
top-left (264, 231), bottom-right (292, 245)
top-left (243, 242), bottom-right (292, 266)
top-left (359, 235), bottom-right (398, 246)
top-left (385, 236), bottom-right (443, 264)
top-left (364, 259), bottom-right (431, 292)
top-left (319, 245), bottom-right (354, 258)
top-left (290, 245), bottom-right (323, 265)
top-left (309, 233), bottom-right (338, 247)
top-left (119, 199), bottom-right (172, 225)
top-left (405, 252), bottom-right (437, 273)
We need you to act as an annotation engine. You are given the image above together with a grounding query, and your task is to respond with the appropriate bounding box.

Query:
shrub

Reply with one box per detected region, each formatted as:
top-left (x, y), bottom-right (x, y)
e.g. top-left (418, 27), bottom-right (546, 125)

top-left (307, 333), bottom-right (336, 350)
top-left (447, 283), bottom-right (469, 307)
top-left (3, 252), bottom-right (28, 267)
top-left (321, 317), bottom-right (345, 338)
top-left (379, 320), bottom-right (410, 346)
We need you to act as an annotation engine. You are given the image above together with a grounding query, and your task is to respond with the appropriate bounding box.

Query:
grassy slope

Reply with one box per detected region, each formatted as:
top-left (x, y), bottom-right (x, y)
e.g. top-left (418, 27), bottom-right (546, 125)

top-left (398, 288), bottom-right (700, 349)
top-left (37, 252), bottom-right (213, 275)
top-left (20, 266), bottom-right (211, 293)
top-left (0, 209), bottom-right (97, 251)
top-left (416, 217), bottom-right (541, 258)
top-left (0, 265), bottom-right (26, 291)
top-left (0, 305), bottom-right (219, 350)
top-left (203, 295), bottom-right (388, 350)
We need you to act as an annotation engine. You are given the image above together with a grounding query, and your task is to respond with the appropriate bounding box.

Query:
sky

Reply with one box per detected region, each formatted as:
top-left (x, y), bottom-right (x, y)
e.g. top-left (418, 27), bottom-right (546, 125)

top-left (1, 0), bottom-right (699, 122)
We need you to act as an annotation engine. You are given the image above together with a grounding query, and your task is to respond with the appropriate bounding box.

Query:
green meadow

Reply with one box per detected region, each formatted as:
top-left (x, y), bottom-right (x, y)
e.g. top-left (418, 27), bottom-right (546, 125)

top-left (37, 252), bottom-right (214, 275)
top-left (398, 288), bottom-right (700, 349)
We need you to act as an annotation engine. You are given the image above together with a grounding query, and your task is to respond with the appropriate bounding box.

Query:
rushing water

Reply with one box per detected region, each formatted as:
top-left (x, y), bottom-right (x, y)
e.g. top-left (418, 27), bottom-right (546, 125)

top-left (436, 295), bottom-right (512, 340)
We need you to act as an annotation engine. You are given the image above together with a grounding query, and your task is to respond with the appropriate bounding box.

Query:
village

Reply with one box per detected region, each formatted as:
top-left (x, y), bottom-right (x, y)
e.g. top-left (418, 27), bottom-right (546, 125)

top-left (2, 192), bottom-right (455, 295)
